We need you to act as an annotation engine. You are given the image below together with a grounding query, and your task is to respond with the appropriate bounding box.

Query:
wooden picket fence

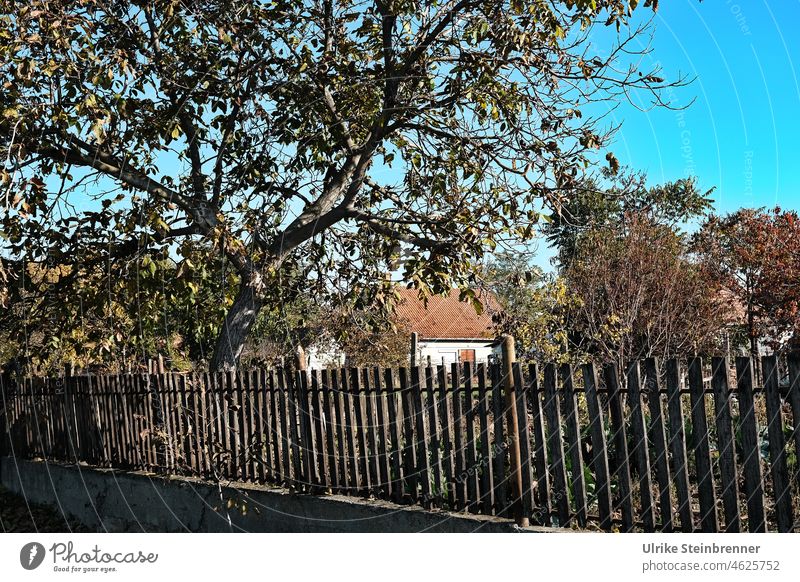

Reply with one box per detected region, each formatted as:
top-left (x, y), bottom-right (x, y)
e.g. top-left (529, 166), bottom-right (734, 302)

top-left (2, 354), bottom-right (799, 532)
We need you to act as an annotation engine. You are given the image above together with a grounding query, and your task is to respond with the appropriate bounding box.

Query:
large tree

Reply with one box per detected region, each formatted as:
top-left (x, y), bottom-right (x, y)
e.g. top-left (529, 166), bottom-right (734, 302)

top-left (542, 171), bottom-right (713, 268)
top-left (694, 207), bottom-right (800, 357)
top-left (563, 216), bottom-right (729, 364)
top-left (1, 0), bottom-right (678, 370)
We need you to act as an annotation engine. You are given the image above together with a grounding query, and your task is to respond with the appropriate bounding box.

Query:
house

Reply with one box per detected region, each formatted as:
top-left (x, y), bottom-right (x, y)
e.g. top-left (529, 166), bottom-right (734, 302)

top-left (394, 287), bottom-right (502, 366)
top-left (306, 287), bottom-right (503, 369)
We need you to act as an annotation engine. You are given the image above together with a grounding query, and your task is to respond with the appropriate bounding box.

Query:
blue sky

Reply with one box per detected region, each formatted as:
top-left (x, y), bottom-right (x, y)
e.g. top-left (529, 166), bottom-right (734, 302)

top-left (605, 0), bottom-right (800, 214)
top-left (529, 1), bottom-right (800, 270)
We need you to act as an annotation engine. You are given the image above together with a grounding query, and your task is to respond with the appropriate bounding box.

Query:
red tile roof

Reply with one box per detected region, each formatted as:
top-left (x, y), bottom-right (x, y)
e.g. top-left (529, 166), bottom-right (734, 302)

top-left (394, 287), bottom-right (500, 340)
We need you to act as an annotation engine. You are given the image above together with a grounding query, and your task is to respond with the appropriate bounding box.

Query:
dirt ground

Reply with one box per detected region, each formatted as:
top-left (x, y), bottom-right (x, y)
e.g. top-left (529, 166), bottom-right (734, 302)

top-left (0, 486), bottom-right (94, 533)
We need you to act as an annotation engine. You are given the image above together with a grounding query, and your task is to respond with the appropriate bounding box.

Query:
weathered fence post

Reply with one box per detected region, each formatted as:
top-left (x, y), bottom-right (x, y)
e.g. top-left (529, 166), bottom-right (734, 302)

top-left (501, 335), bottom-right (529, 527)
top-left (410, 332), bottom-right (418, 367)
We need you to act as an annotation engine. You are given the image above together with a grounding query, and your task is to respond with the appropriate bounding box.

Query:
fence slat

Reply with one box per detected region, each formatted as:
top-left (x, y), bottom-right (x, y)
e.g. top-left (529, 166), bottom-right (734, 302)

top-left (710, 357), bottom-right (740, 533)
top-left (463, 362), bottom-right (480, 514)
top-left (452, 363), bottom-right (467, 512)
top-left (438, 365), bottom-right (456, 508)
top-left (490, 364), bottom-right (507, 516)
top-left (332, 369), bottom-right (351, 493)
top-left (372, 368), bottom-right (389, 498)
top-left (582, 363), bottom-right (613, 531)
top-left (688, 357), bottom-right (718, 533)
top-left (527, 364), bottom-right (550, 521)
top-left (425, 366), bottom-right (443, 504)
top-left (787, 354), bottom-right (800, 493)
top-left (321, 370), bottom-right (339, 492)
top-left (626, 362), bottom-right (655, 532)
top-left (476, 364), bottom-right (494, 514)
top-left (311, 370), bottom-right (335, 491)
top-left (559, 364), bottom-right (586, 528)
top-left (665, 359), bottom-right (694, 532)
top-left (312, 370), bottom-right (329, 490)
top-left (398, 368), bottom-right (418, 501)
top-left (512, 362), bottom-right (534, 524)
top-left (384, 368), bottom-right (403, 502)
top-left (605, 363), bottom-right (634, 532)
top-left (543, 363), bottom-right (569, 527)
top-left (762, 355), bottom-right (794, 532)
top-left (362, 369), bottom-right (380, 494)
top-left (352, 368), bottom-right (371, 493)
top-left (411, 366), bottom-right (432, 507)
top-left (256, 369), bottom-right (270, 482)
top-left (275, 369), bottom-right (292, 485)
top-left (642, 358), bottom-right (673, 532)
top-left (735, 357), bottom-right (766, 532)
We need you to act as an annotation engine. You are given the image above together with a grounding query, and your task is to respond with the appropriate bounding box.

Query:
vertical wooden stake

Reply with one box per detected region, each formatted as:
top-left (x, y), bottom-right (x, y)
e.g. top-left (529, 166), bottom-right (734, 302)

top-left (501, 335), bottom-right (529, 527)
top-left (410, 332), bottom-right (418, 368)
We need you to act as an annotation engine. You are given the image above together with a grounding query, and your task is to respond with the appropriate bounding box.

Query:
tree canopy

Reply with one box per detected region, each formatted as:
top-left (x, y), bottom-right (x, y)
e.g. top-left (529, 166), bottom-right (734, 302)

top-left (1, 0), bottom-right (677, 369)
top-left (694, 207), bottom-right (800, 355)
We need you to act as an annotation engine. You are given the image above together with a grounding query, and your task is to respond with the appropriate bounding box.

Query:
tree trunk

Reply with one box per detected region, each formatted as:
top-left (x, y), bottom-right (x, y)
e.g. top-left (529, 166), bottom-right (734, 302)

top-left (210, 275), bottom-right (264, 371)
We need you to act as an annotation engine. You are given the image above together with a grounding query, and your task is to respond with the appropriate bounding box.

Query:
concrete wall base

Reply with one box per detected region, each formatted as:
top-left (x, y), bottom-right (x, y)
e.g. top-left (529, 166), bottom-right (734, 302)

top-left (1, 457), bottom-right (559, 533)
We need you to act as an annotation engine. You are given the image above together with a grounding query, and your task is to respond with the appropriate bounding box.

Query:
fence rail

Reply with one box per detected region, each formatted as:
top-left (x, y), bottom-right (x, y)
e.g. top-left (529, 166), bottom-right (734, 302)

top-left (2, 354), bottom-right (799, 532)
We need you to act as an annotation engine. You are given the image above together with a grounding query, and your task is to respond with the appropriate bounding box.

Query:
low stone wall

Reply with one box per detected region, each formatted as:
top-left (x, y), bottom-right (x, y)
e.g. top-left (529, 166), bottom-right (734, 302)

top-left (0, 457), bottom-right (557, 533)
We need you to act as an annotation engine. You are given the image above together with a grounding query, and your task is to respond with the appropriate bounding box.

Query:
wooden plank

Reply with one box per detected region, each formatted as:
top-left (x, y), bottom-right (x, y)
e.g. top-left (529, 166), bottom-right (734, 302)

top-left (290, 370), bottom-right (308, 490)
top-left (452, 363), bottom-right (468, 512)
top-left (350, 368), bottom-right (370, 493)
top-left (385, 368), bottom-right (404, 502)
top-left (341, 368), bottom-right (361, 492)
top-left (582, 363), bottom-right (613, 531)
top-left (362, 368), bottom-right (380, 494)
top-left (311, 370), bottom-right (329, 490)
top-left (543, 363), bottom-right (569, 527)
top-left (642, 358), bottom-right (673, 532)
top-left (625, 362), bottom-right (655, 532)
top-left (605, 363), bottom-right (634, 532)
top-left (196, 373), bottom-right (207, 477)
top-left (424, 365), bottom-right (444, 503)
top-left (512, 362), bottom-right (534, 523)
top-left (176, 373), bottom-right (189, 473)
top-left (490, 364), bottom-right (507, 515)
top-left (197, 373), bottom-right (210, 477)
top-left (437, 365), bottom-right (456, 507)
top-left (320, 370), bottom-right (338, 491)
top-left (528, 363), bottom-right (550, 522)
top-left (411, 366), bottom-right (433, 507)
top-left (331, 369), bottom-right (349, 492)
top-left (179, 374), bottom-right (193, 473)
top-left (665, 359), bottom-right (694, 532)
top-left (253, 369), bottom-right (276, 483)
top-left (463, 362), bottom-right (481, 513)
top-left (374, 367), bottom-right (391, 498)
top-left (787, 353), bottom-right (800, 494)
top-left (687, 357), bottom-right (718, 532)
top-left (560, 363), bottom-right (587, 528)
top-left (225, 371), bottom-right (241, 480)
top-left (398, 367), bottom-right (418, 500)
top-left (762, 355), bottom-right (794, 532)
top-left (275, 369), bottom-right (293, 485)
top-left (214, 372), bottom-right (229, 478)
top-left (269, 370), bottom-right (285, 484)
top-left (710, 357), bottom-right (741, 532)
top-left (140, 373), bottom-right (156, 471)
top-left (163, 373), bottom-right (177, 472)
top-left (242, 370), bottom-right (256, 481)
top-left (477, 364), bottom-right (494, 514)
top-left (735, 357), bottom-right (766, 532)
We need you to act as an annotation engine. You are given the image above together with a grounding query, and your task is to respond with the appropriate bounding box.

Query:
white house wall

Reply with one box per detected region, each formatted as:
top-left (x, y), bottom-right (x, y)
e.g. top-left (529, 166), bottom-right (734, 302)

top-left (306, 339), bottom-right (500, 370)
top-left (416, 340), bottom-right (500, 367)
